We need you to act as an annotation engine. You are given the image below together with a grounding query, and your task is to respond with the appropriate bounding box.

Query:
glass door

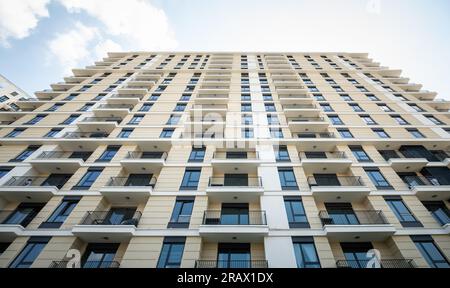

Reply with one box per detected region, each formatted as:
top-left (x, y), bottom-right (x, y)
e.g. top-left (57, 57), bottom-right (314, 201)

top-left (220, 204), bottom-right (249, 225)
top-left (82, 244), bottom-right (119, 268)
top-left (217, 243), bottom-right (251, 268)
top-left (224, 174), bottom-right (248, 187)
top-left (104, 208), bottom-right (136, 225)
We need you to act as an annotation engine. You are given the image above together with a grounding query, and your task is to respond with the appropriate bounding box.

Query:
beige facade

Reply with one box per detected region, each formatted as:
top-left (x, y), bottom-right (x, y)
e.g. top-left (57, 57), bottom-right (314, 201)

top-left (0, 52), bottom-right (449, 269)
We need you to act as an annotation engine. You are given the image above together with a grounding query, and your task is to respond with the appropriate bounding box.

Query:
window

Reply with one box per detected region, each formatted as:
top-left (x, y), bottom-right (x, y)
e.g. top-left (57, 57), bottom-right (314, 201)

top-left (241, 103), bottom-right (252, 112)
top-left (44, 129), bottom-right (62, 138)
top-left (0, 167), bottom-right (12, 179)
top-left (340, 94), bottom-right (353, 101)
top-left (73, 168), bottom-right (103, 190)
top-left (41, 197), bottom-right (80, 228)
top-left (149, 93), bottom-right (160, 101)
top-left (157, 237), bottom-right (185, 268)
top-left (263, 94), bottom-right (273, 101)
top-left (267, 114), bottom-right (279, 125)
top-left (384, 196), bottom-right (421, 227)
top-left (0, 95), bottom-right (9, 102)
top-left (329, 115), bottom-right (344, 125)
top-left (350, 146), bottom-right (372, 162)
top-left (156, 85), bottom-right (167, 92)
top-left (160, 128), bottom-right (174, 138)
top-left (378, 103), bottom-right (393, 112)
top-left (372, 128), bottom-right (390, 138)
top-left (408, 128), bottom-right (426, 138)
top-left (242, 128), bottom-right (254, 138)
top-left (422, 201), bottom-right (450, 226)
top-left (357, 86), bottom-right (369, 92)
top-left (278, 168), bottom-right (299, 190)
top-left (10, 146), bottom-right (40, 162)
top-left (78, 103), bottom-right (94, 112)
top-left (167, 114), bottom-right (181, 125)
top-left (189, 147), bottom-right (205, 162)
top-left (361, 115), bottom-right (377, 125)
top-left (333, 86), bottom-right (344, 92)
top-left (61, 114), bottom-right (80, 125)
top-left (365, 168), bottom-right (392, 189)
top-left (270, 128), bottom-right (283, 138)
top-left (241, 93), bottom-right (251, 101)
top-left (313, 94), bottom-right (325, 101)
top-left (293, 237), bottom-right (321, 268)
top-left (139, 103), bottom-right (153, 112)
top-left (180, 168), bottom-right (201, 190)
top-left (425, 115), bottom-right (444, 125)
top-left (409, 104), bottom-right (424, 112)
top-left (366, 94), bottom-right (379, 101)
top-left (78, 85), bottom-right (91, 92)
top-left (25, 114), bottom-right (46, 125)
top-left (412, 236), bottom-right (449, 268)
top-left (338, 129), bottom-right (353, 138)
top-left (394, 94), bottom-right (407, 101)
top-left (320, 103), bottom-right (333, 112)
top-left (174, 103), bottom-right (187, 112)
top-left (6, 128), bottom-right (25, 138)
top-left (46, 103), bottom-right (63, 112)
top-left (349, 103), bottom-right (364, 112)
top-left (118, 128), bottom-right (133, 138)
top-left (276, 146), bottom-right (290, 162)
top-left (392, 115), bottom-right (409, 125)
top-left (97, 146), bottom-right (120, 162)
top-left (284, 197), bottom-right (309, 227)
top-left (168, 197), bottom-right (194, 228)
top-left (64, 93), bottom-right (78, 100)
top-left (265, 103), bottom-right (276, 112)
top-left (180, 94), bottom-right (191, 101)
top-left (129, 114), bottom-right (144, 125)
top-left (242, 114), bottom-right (253, 125)
top-left (9, 237), bottom-right (50, 268)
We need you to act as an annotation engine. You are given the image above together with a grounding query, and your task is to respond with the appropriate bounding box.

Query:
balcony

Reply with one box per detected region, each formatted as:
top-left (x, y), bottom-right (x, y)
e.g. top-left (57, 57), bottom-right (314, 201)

top-left (206, 177), bottom-right (264, 202)
top-left (388, 157), bottom-right (428, 172)
top-left (49, 260), bottom-right (120, 269)
top-left (294, 132), bottom-right (336, 139)
top-left (308, 176), bottom-right (370, 202)
top-left (190, 104), bottom-right (228, 117)
top-left (0, 177), bottom-right (58, 202)
top-left (282, 104), bottom-right (320, 117)
top-left (109, 93), bottom-right (144, 103)
top-left (401, 175), bottom-right (450, 201)
top-left (63, 132), bottom-right (109, 139)
top-left (211, 151), bottom-right (261, 169)
top-left (198, 85), bottom-right (230, 94)
top-left (29, 151), bottom-right (86, 173)
top-left (278, 94), bottom-right (312, 105)
top-left (195, 260), bottom-right (268, 269)
top-left (77, 117), bottom-right (122, 132)
top-left (319, 210), bottom-right (395, 241)
top-left (94, 104), bottom-right (134, 117)
top-left (195, 93), bottom-right (229, 105)
top-left (199, 210), bottom-right (268, 241)
top-left (120, 152), bottom-right (167, 173)
top-left (336, 259), bottom-right (415, 269)
top-left (300, 152), bottom-right (352, 173)
top-left (72, 211), bottom-right (142, 242)
top-left (100, 176), bottom-right (156, 204)
top-left (288, 117), bottom-right (329, 132)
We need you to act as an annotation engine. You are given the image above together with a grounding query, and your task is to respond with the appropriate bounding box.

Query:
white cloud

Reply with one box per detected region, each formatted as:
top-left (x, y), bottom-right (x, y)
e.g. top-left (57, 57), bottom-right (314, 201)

top-left (58, 0), bottom-right (178, 50)
top-left (0, 0), bottom-right (51, 46)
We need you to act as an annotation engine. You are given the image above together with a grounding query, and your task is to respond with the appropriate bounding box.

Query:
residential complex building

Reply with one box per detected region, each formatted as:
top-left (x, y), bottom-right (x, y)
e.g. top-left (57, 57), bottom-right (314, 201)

top-left (0, 52), bottom-right (449, 269)
top-left (0, 74), bottom-right (32, 112)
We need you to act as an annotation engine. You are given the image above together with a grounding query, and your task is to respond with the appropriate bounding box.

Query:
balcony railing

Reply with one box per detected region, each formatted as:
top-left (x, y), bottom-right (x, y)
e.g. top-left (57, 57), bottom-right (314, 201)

top-left (336, 259), bottom-right (415, 269)
top-left (106, 176), bottom-right (157, 188)
top-left (307, 176), bottom-right (365, 187)
top-left (300, 151), bottom-right (348, 160)
top-left (212, 151), bottom-right (259, 160)
top-left (125, 152), bottom-right (168, 161)
top-left (208, 177), bottom-right (262, 188)
top-left (81, 117), bottom-right (122, 123)
top-left (288, 117), bottom-right (325, 123)
top-left (195, 260), bottom-right (268, 268)
top-left (49, 261), bottom-right (120, 269)
top-left (295, 132), bottom-right (336, 138)
top-left (318, 210), bottom-right (389, 226)
top-left (97, 104), bottom-right (134, 110)
top-left (401, 175), bottom-right (445, 188)
top-left (63, 132), bottom-right (109, 139)
top-left (3, 176), bottom-right (51, 187)
top-left (202, 210), bottom-right (267, 225)
top-left (80, 211), bottom-right (142, 226)
top-left (283, 104), bottom-right (317, 109)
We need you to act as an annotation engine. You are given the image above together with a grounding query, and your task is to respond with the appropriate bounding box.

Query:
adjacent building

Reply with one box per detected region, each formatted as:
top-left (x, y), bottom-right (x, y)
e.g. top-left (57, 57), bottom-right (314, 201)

top-left (0, 52), bottom-right (449, 268)
top-left (0, 74), bottom-right (32, 112)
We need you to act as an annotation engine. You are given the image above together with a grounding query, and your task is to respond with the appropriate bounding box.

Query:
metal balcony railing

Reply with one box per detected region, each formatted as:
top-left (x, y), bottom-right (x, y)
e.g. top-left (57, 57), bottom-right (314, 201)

top-left (300, 151), bottom-right (348, 160)
top-left (307, 176), bottom-right (365, 187)
top-left (401, 175), bottom-right (444, 188)
top-left (80, 211), bottom-right (142, 226)
top-left (195, 260), bottom-right (268, 268)
top-left (125, 152), bottom-right (168, 161)
top-left (97, 104), bottom-right (134, 110)
top-left (3, 176), bottom-right (51, 187)
top-left (106, 176), bottom-right (157, 188)
top-left (49, 260), bottom-right (120, 269)
top-left (208, 177), bottom-right (263, 188)
top-left (336, 259), bottom-right (415, 269)
top-left (36, 151), bottom-right (86, 160)
top-left (63, 132), bottom-right (109, 139)
top-left (81, 117), bottom-right (122, 123)
top-left (295, 132), bottom-right (336, 138)
top-left (202, 210), bottom-right (267, 225)
top-left (318, 210), bottom-right (389, 226)
top-left (283, 104), bottom-right (317, 109)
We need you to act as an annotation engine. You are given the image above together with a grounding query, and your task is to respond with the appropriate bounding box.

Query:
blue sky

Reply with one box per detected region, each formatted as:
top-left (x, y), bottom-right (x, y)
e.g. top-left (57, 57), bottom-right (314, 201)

top-left (0, 0), bottom-right (449, 99)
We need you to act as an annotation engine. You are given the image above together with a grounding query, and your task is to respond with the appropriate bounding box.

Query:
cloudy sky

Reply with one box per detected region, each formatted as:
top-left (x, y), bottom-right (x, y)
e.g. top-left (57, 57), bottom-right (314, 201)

top-left (0, 0), bottom-right (449, 99)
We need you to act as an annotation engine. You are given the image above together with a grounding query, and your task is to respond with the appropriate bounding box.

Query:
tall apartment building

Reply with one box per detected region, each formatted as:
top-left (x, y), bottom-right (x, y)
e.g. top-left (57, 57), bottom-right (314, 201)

top-left (0, 52), bottom-right (449, 269)
top-left (0, 74), bottom-right (33, 112)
